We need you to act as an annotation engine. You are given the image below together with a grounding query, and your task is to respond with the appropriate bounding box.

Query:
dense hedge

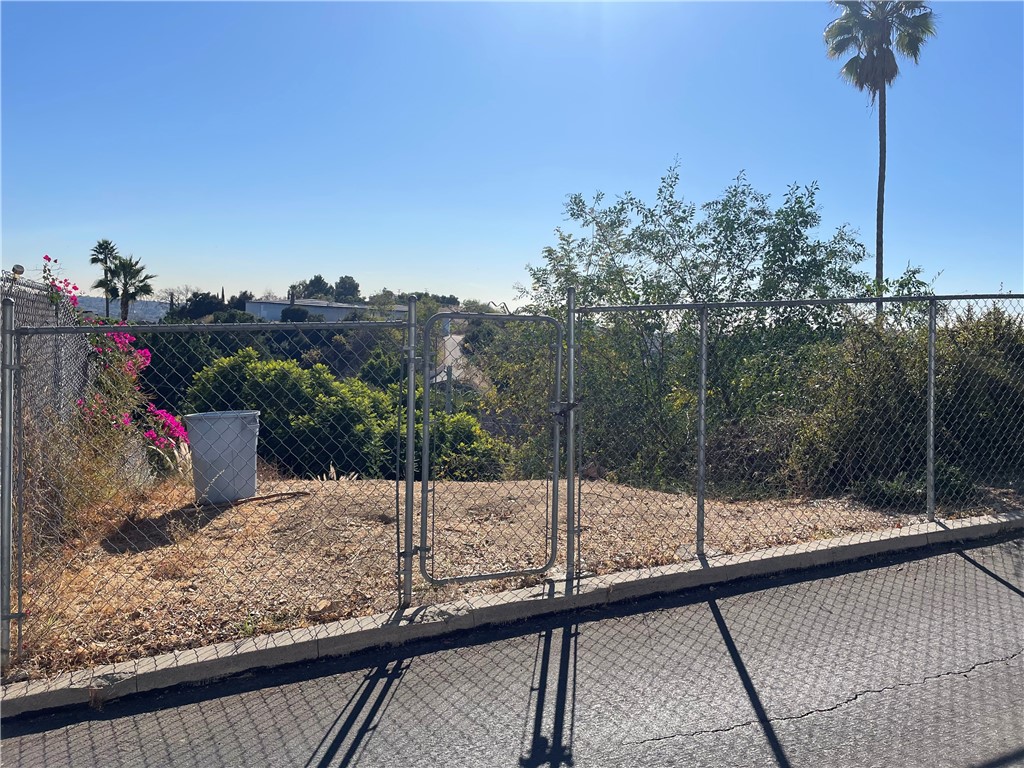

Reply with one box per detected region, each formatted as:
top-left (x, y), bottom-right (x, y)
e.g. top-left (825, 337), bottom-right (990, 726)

top-left (186, 348), bottom-right (504, 481)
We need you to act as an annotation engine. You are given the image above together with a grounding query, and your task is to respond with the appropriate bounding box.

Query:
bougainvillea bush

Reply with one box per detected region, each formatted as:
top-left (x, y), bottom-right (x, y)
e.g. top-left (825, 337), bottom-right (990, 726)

top-left (28, 257), bottom-right (190, 544)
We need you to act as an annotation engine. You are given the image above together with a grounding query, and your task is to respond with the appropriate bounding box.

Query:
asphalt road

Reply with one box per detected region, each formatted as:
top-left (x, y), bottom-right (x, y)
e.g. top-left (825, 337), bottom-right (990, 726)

top-left (4, 536), bottom-right (1023, 768)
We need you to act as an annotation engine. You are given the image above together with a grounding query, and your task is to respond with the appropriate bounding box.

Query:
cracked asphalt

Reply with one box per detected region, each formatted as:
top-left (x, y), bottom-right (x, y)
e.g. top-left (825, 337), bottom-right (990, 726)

top-left (4, 536), bottom-right (1023, 767)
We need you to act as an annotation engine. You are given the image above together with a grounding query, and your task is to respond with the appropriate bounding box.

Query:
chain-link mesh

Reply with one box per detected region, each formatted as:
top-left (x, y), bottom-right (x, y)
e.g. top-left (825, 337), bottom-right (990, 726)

top-left (574, 307), bottom-right (700, 572)
top-left (576, 297), bottom-right (1024, 575)
top-left (8, 318), bottom-right (407, 681)
top-left (419, 313), bottom-right (563, 587)
top-left (934, 298), bottom-right (1024, 515)
top-left (3, 293), bottom-right (1021, 686)
top-left (1, 274), bottom-right (92, 432)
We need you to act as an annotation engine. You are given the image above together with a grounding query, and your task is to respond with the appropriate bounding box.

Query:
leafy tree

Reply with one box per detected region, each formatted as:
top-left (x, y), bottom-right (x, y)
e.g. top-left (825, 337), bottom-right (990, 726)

top-left (333, 276), bottom-right (361, 303)
top-left (460, 299), bottom-right (496, 314)
top-left (298, 274), bottom-right (332, 300)
top-left (92, 254), bottom-right (157, 321)
top-left (520, 166), bottom-right (867, 314)
top-left (513, 166), bottom-right (874, 491)
top-left (366, 289), bottom-right (407, 320)
top-left (166, 291), bottom-right (227, 321)
top-left (227, 290), bottom-right (255, 311)
top-left (825, 1), bottom-right (936, 312)
top-left (157, 284), bottom-right (200, 313)
top-left (89, 239), bottom-right (120, 318)
top-left (367, 290), bottom-right (461, 327)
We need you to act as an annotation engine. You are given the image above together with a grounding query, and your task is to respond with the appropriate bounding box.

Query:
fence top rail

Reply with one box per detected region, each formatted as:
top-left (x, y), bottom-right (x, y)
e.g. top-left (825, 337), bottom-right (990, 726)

top-left (424, 310), bottom-right (562, 325)
top-left (576, 293), bottom-right (1019, 315)
top-left (12, 319), bottom-right (406, 336)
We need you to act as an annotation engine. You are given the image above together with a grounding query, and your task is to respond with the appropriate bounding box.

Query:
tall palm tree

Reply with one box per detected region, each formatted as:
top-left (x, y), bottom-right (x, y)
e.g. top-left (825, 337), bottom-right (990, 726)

top-left (825, 1), bottom-right (936, 313)
top-left (89, 239), bottom-right (120, 318)
top-left (92, 254), bottom-right (157, 322)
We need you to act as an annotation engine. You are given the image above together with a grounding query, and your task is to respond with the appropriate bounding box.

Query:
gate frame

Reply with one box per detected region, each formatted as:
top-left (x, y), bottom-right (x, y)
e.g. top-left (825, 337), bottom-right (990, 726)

top-left (418, 311), bottom-right (565, 586)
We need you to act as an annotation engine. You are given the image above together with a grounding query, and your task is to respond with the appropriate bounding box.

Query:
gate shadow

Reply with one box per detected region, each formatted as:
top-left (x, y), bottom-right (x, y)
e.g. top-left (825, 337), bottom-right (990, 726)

top-left (519, 583), bottom-right (578, 767)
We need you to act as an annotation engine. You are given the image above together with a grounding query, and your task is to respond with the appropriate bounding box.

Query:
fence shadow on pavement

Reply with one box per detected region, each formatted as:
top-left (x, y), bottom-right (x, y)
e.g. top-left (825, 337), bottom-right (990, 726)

top-left (3, 533), bottom-right (1022, 768)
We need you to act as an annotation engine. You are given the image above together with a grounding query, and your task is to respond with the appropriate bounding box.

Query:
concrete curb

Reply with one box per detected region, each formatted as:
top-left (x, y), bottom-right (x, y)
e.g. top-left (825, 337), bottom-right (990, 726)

top-left (4, 512), bottom-right (1022, 717)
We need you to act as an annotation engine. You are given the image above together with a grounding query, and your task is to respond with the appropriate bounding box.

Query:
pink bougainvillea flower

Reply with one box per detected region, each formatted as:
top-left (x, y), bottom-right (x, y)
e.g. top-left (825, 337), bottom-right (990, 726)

top-left (42, 254), bottom-right (51, 262)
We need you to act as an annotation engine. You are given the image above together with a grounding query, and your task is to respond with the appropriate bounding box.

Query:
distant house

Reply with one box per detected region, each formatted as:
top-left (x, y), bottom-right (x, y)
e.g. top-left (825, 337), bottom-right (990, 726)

top-left (245, 298), bottom-right (408, 322)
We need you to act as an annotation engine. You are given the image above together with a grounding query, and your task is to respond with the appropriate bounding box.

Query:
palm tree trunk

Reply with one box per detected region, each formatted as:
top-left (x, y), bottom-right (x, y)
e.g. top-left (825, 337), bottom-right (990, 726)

top-left (875, 84), bottom-right (887, 320)
top-left (104, 266), bottom-right (111, 318)
top-left (120, 294), bottom-right (130, 322)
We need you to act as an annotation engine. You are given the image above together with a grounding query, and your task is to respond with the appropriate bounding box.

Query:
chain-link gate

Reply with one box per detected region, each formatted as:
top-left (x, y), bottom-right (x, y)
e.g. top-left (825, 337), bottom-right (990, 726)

top-left (2, 283), bottom-right (1021, 684)
top-left (418, 312), bottom-right (565, 584)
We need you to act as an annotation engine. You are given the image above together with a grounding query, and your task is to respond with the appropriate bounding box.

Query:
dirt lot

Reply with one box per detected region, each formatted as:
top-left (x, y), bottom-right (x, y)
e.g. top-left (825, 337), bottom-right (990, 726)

top-left (5, 474), bottom-right (1020, 682)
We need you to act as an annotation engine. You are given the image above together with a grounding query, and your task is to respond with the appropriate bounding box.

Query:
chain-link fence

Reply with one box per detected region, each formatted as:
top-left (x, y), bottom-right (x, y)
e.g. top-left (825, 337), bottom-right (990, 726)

top-left (0, 273), bottom-right (92, 431)
top-left (574, 295), bottom-right (1024, 577)
top-left (1, 291), bottom-right (1021, 685)
top-left (4, 314), bottom-right (409, 681)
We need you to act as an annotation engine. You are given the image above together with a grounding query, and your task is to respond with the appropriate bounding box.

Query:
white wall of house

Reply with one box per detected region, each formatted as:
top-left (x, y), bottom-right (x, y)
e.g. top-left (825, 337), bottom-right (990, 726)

top-left (245, 300), bottom-right (409, 322)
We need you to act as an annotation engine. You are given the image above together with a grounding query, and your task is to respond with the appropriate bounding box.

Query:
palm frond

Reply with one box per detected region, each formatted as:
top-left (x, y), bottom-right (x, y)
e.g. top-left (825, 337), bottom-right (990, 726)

top-left (893, 10), bottom-right (936, 61)
top-left (833, 1), bottom-right (868, 16)
top-left (91, 277), bottom-right (122, 299)
top-left (839, 55), bottom-right (868, 90)
top-left (825, 31), bottom-right (862, 59)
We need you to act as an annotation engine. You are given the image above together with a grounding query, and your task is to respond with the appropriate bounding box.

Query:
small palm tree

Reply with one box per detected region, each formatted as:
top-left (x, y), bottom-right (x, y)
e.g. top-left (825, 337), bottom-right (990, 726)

top-left (825, 1), bottom-right (936, 313)
top-left (92, 255), bottom-right (157, 321)
top-left (89, 239), bottom-right (120, 318)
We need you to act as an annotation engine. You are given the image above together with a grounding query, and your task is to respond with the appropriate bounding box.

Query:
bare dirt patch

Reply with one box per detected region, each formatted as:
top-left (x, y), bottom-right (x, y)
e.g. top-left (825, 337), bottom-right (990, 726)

top-left (5, 474), bottom-right (1019, 682)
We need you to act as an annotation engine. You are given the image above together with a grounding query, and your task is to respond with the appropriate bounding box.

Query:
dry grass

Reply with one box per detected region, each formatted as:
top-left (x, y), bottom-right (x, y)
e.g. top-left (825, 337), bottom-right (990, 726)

top-left (4, 472), bottom-right (1020, 683)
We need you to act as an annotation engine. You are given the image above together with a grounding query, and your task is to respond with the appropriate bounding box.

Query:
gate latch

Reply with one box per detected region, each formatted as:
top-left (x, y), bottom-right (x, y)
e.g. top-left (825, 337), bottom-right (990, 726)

top-left (550, 399), bottom-right (581, 425)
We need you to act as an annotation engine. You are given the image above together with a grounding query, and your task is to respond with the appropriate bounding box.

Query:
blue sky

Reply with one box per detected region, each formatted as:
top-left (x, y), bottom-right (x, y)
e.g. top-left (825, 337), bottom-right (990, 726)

top-left (2, 1), bottom-right (1022, 307)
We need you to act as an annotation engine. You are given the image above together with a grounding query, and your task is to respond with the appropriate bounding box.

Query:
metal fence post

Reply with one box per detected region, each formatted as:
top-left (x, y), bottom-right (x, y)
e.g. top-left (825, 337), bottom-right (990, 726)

top-left (2, 298), bottom-right (15, 671)
top-left (402, 296), bottom-right (417, 607)
top-left (696, 305), bottom-right (708, 558)
top-left (927, 298), bottom-right (936, 522)
top-left (565, 288), bottom-right (576, 595)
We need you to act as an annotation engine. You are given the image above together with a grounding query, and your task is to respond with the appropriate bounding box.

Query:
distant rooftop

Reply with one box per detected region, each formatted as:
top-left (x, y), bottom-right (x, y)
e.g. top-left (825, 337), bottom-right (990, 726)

top-left (248, 298), bottom-right (407, 313)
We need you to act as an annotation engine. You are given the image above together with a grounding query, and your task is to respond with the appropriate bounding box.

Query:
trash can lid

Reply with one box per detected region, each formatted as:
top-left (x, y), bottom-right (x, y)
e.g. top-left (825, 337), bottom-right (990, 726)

top-left (184, 410), bottom-right (260, 420)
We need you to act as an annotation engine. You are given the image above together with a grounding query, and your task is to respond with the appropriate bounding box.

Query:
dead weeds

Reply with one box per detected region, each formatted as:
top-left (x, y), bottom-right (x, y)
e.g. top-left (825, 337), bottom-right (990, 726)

top-left (3, 474), bottom-right (1019, 683)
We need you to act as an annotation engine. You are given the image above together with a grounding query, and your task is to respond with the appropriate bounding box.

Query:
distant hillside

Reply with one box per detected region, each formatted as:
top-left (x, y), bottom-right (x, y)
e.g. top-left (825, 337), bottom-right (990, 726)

top-left (76, 296), bottom-right (168, 322)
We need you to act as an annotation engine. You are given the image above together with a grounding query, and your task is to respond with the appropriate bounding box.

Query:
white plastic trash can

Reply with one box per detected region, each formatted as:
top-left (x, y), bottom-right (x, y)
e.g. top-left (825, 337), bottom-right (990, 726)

top-left (184, 410), bottom-right (260, 505)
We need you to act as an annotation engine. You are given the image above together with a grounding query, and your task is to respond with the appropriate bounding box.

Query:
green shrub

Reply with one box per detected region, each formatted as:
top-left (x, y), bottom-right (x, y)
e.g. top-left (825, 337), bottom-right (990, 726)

top-left (186, 349), bottom-right (390, 478)
top-left (430, 412), bottom-right (505, 481)
top-left (280, 306), bottom-right (309, 322)
top-left (854, 461), bottom-right (977, 509)
top-left (935, 305), bottom-right (1024, 485)
top-left (786, 308), bottom-right (1022, 506)
top-left (187, 349), bottom-right (505, 481)
top-left (705, 418), bottom-right (795, 499)
top-left (788, 324), bottom-right (927, 498)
